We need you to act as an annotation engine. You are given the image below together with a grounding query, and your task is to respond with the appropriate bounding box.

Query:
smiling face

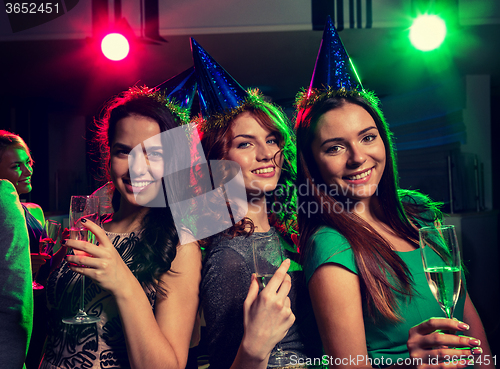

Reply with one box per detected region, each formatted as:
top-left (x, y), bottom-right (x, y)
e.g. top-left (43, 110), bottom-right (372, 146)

top-left (0, 146), bottom-right (33, 194)
top-left (226, 111), bottom-right (283, 197)
top-left (110, 115), bottom-right (164, 208)
top-left (311, 102), bottom-right (386, 205)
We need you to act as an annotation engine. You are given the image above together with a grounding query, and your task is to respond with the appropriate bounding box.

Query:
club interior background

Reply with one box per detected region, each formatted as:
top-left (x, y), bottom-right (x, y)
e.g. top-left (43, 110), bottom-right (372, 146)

top-left (0, 0), bottom-right (499, 356)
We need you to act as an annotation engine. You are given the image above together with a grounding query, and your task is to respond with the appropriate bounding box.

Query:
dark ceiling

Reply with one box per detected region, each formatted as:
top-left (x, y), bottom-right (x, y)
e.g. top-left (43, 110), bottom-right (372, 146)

top-left (1, 22), bottom-right (499, 118)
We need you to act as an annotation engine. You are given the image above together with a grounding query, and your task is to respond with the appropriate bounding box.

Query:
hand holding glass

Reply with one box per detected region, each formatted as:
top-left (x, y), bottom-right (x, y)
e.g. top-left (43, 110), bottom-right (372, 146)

top-left (62, 195), bottom-right (101, 325)
top-left (419, 225), bottom-right (462, 319)
top-left (32, 219), bottom-right (61, 290)
top-left (252, 234), bottom-right (298, 367)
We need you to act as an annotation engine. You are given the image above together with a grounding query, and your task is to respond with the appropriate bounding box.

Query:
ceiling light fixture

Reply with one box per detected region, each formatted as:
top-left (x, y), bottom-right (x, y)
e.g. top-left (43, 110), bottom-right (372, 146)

top-left (410, 14), bottom-right (447, 51)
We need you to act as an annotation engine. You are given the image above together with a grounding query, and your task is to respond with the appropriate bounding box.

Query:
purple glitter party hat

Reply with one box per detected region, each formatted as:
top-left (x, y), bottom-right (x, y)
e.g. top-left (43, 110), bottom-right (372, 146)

top-left (155, 66), bottom-right (198, 110)
top-left (190, 37), bottom-right (248, 119)
top-left (309, 15), bottom-right (363, 92)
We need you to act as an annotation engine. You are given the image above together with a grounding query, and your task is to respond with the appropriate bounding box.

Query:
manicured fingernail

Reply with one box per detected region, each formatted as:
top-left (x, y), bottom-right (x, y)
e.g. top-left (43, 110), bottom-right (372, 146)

top-left (469, 339), bottom-right (480, 346)
top-left (81, 218), bottom-right (87, 223)
top-left (471, 347), bottom-right (482, 355)
top-left (458, 322), bottom-right (470, 330)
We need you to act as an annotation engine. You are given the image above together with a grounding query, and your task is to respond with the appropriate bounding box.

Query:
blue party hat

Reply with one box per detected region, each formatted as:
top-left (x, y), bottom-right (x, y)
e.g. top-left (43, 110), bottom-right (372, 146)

top-left (155, 66), bottom-right (197, 110)
top-left (296, 16), bottom-right (366, 111)
top-left (309, 16), bottom-right (363, 92)
top-left (190, 38), bottom-right (249, 120)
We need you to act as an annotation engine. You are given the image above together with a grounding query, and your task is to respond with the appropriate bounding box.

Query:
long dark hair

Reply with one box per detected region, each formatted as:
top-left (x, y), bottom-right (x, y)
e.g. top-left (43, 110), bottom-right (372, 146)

top-left (94, 86), bottom-right (181, 297)
top-left (197, 94), bottom-right (297, 245)
top-left (296, 91), bottom-right (442, 321)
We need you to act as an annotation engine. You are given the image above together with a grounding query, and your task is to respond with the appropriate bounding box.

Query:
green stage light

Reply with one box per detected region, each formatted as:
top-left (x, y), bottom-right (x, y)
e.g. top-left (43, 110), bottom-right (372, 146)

top-left (409, 14), bottom-right (446, 51)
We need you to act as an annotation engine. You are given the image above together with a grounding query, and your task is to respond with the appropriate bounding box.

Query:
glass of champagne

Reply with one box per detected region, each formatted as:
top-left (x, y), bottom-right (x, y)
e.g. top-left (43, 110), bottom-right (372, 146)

top-left (419, 225), bottom-right (462, 319)
top-left (33, 219), bottom-right (61, 290)
top-left (252, 234), bottom-right (298, 367)
top-left (62, 195), bottom-right (101, 325)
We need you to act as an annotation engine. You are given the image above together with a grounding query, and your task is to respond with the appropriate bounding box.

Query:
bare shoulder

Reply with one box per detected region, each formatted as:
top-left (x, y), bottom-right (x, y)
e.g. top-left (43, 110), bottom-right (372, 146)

top-left (155, 242), bottom-right (202, 367)
top-left (157, 242), bottom-right (202, 304)
top-left (23, 202), bottom-right (45, 225)
top-left (160, 242), bottom-right (201, 280)
top-left (23, 202), bottom-right (42, 211)
top-left (170, 242), bottom-right (202, 272)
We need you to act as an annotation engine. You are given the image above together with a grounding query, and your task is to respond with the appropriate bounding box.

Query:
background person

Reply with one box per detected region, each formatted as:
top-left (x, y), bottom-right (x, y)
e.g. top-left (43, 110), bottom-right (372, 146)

top-left (0, 179), bottom-right (33, 369)
top-left (0, 130), bottom-right (49, 270)
top-left (0, 130), bottom-right (50, 368)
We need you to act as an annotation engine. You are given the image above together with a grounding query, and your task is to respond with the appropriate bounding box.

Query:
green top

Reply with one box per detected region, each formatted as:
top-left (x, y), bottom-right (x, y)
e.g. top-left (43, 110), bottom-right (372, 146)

top-left (304, 226), bottom-right (466, 364)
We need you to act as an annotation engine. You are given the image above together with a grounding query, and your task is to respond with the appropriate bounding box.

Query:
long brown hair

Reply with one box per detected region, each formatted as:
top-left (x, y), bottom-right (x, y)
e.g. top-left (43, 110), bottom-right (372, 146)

top-left (197, 97), bottom-right (297, 246)
top-left (296, 91), bottom-right (441, 321)
top-left (93, 86), bottom-right (183, 297)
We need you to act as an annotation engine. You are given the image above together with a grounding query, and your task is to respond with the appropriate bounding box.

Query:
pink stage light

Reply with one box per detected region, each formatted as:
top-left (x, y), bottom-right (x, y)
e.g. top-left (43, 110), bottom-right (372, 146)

top-left (101, 33), bottom-right (130, 61)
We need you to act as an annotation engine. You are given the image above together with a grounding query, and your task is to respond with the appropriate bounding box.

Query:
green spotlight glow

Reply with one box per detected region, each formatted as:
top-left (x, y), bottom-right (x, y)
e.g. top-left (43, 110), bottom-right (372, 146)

top-left (409, 14), bottom-right (446, 51)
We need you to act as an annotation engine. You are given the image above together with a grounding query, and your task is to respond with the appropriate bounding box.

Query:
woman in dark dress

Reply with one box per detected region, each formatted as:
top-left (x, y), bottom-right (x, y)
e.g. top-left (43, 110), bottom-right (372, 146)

top-left (191, 38), bottom-right (322, 369)
top-left (39, 84), bottom-right (202, 369)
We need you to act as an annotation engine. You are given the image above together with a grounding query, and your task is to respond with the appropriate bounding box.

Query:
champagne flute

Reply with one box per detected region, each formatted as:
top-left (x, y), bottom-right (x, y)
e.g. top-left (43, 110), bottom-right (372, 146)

top-left (419, 225), bottom-right (462, 319)
top-left (62, 195), bottom-right (101, 325)
top-left (252, 234), bottom-right (298, 368)
top-left (32, 219), bottom-right (61, 290)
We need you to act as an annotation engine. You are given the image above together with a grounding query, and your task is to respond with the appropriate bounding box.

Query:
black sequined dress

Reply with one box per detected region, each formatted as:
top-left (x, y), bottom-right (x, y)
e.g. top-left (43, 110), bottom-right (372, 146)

top-left (39, 231), bottom-right (155, 369)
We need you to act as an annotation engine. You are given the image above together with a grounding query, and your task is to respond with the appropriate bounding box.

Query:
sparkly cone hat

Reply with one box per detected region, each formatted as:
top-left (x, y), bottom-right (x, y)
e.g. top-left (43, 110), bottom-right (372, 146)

top-left (310, 15), bottom-right (363, 92)
top-left (191, 38), bottom-right (270, 131)
top-left (190, 38), bottom-right (248, 119)
top-left (296, 15), bottom-right (365, 110)
top-left (155, 66), bottom-right (197, 111)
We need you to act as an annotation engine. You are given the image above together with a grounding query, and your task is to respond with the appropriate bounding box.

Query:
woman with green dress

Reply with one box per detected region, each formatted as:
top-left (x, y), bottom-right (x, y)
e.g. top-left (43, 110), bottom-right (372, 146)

top-left (295, 17), bottom-right (493, 369)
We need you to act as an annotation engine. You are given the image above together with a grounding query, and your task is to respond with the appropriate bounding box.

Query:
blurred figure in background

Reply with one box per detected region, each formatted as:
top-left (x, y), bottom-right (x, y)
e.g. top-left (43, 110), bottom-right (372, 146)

top-left (0, 179), bottom-right (33, 368)
top-left (0, 130), bottom-right (50, 368)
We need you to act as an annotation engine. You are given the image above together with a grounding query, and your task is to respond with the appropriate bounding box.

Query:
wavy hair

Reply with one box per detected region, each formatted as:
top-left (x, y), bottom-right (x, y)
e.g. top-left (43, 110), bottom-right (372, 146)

top-left (296, 91), bottom-right (442, 321)
top-left (93, 86), bottom-right (182, 297)
top-left (0, 130), bottom-right (33, 165)
top-left (197, 94), bottom-right (297, 246)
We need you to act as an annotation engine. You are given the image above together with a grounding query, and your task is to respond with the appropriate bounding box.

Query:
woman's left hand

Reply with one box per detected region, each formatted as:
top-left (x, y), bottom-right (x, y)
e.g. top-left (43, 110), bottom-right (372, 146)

top-left (65, 219), bottom-right (135, 296)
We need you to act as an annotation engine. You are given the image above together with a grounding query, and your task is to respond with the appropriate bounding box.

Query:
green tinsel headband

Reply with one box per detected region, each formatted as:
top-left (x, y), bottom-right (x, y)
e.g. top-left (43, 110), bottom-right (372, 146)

top-left (295, 86), bottom-right (379, 112)
top-left (193, 89), bottom-right (270, 132)
top-left (129, 86), bottom-right (192, 126)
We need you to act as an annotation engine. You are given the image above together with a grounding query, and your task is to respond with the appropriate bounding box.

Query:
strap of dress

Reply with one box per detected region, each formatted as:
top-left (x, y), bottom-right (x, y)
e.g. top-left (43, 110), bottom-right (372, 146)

top-left (21, 203), bottom-right (45, 253)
